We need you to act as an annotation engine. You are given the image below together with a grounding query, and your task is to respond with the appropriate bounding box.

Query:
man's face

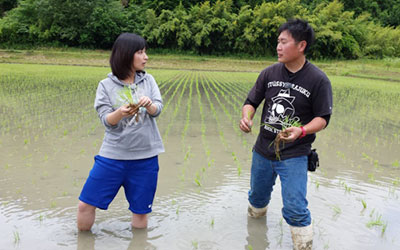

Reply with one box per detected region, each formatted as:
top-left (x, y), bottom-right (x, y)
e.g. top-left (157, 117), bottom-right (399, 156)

top-left (276, 30), bottom-right (305, 64)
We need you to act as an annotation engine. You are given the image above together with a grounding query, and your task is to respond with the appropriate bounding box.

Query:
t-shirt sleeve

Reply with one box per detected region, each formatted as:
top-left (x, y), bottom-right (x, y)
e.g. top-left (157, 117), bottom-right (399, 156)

top-left (312, 76), bottom-right (333, 118)
top-left (244, 70), bottom-right (267, 109)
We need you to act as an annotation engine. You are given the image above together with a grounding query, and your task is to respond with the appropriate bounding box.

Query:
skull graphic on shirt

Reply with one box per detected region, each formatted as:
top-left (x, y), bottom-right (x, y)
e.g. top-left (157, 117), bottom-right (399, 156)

top-left (266, 89), bottom-right (300, 128)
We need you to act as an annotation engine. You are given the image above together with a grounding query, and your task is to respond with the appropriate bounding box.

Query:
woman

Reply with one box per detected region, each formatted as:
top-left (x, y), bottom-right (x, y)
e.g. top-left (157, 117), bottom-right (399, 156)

top-left (77, 33), bottom-right (164, 230)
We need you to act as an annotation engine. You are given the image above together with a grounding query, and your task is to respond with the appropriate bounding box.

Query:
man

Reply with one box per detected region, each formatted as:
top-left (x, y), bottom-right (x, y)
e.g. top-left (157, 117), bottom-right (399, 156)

top-left (239, 18), bottom-right (332, 250)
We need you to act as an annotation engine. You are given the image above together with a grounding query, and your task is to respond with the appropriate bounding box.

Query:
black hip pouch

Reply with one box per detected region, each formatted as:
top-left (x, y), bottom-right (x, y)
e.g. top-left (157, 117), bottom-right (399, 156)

top-left (308, 149), bottom-right (319, 172)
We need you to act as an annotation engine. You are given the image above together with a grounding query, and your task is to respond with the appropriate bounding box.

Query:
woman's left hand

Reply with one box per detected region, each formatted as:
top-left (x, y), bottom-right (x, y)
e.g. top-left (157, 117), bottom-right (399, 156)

top-left (138, 96), bottom-right (153, 108)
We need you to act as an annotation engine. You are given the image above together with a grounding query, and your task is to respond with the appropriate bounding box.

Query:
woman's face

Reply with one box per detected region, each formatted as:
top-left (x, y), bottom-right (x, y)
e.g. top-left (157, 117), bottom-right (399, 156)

top-left (132, 48), bottom-right (148, 72)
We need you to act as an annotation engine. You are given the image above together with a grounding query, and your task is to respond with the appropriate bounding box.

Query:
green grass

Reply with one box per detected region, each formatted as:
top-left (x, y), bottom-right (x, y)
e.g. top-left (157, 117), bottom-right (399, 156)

top-left (1, 48), bottom-right (400, 79)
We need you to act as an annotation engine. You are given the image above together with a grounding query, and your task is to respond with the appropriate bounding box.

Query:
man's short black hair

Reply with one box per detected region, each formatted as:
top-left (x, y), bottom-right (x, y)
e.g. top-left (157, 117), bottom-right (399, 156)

top-left (110, 33), bottom-right (148, 80)
top-left (278, 18), bottom-right (314, 54)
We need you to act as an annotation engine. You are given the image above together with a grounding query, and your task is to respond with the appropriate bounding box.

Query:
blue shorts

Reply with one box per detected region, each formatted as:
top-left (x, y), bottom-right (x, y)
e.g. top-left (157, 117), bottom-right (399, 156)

top-left (79, 155), bottom-right (159, 214)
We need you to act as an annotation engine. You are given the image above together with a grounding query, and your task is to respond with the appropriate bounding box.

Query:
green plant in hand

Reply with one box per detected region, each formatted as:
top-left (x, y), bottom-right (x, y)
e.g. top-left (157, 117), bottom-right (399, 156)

top-left (118, 86), bottom-right (140, 122)
top-left (263, 116), bottom-right (302, 160)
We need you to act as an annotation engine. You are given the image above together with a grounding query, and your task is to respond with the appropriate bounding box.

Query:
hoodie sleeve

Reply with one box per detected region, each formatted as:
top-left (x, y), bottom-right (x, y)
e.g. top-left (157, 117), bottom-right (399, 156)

top-left (147, 74), bottom-right (163, 117)
top-left (94, 81), bottom-right (118, 129)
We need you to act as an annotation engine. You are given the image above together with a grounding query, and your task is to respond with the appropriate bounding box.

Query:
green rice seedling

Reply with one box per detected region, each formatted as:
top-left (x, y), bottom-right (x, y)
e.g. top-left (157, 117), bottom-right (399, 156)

top-left (247, 110), bottom-right (254, 133)
top-left (38, 214), bottom-right (44, 222)
top-left (336, 151), bottom-right (346, 160)
top-left (373, 160), bottom-right (380, 170)
top-left (361, 199), bottom-right (367, 209)
top-left (210, 218), bottom-right (214, 228)
top-left (367, 212), bottom-right (387, 234)
top-left (192, 240), bottom-right (198, 249)
top-left (344, 184), bottom-right (352, 193)
top-left (232, 152), bottom-right (242, 176)
top-left (116, 86), bottom-right (140, 122)
top-left (194, 172), bottom-right (202, 187)
top-left (161, 74), bottom-right (187, 109)
top-left (362, 152), bottom-right (373, 164)
top-left (194, 178), bottom-right (201, 187)
top-left (331, 205), bottom-right (341, 217)
top-left (163, 74), bottom-right (189, 141)
top-left (14, 230), bottom-right (20, 244)
top-left (181, 76), bottom-right (193, 146)
top-left (176, 206), bottom-right (180, 215)
top-left (184, 146), bottom-right (192, 162)
top-left (276, 218), bottom-right (284, 246)
top-left (262, 116), bottom-right (302, 160)
top-left (388, 186), bottom-right (397, 197)
top-left (381, 222), bottom-right (388, 235)
top-left (369, 208), bottom-right (376, 217)
top-left (50, 200), bottom-right (57, 208)
top-left (368, 173), bottom-right (376, 183)
top-left (392, 160), bottom-right (399, 168)
top-left (392, 177), bottom-right (399, 186)
top-left (247, 245), bottom-right (253, 250)
top-left (180, 169), bottom-right (186, 181)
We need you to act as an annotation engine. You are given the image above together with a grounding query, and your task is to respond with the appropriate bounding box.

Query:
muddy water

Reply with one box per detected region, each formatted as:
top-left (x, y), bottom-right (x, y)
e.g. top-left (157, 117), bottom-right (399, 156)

top-left (1, 70), bottom-right (400, 250)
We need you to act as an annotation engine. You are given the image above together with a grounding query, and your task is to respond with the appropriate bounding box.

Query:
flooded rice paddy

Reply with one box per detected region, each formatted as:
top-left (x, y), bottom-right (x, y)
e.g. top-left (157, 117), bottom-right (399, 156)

top-left (0, 64), bottom-right (400, 250)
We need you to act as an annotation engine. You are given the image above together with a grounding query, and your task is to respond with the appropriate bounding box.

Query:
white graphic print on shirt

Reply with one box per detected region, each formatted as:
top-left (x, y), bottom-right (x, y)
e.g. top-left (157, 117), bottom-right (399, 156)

top-left (263, 88), bottom-right (301, 134)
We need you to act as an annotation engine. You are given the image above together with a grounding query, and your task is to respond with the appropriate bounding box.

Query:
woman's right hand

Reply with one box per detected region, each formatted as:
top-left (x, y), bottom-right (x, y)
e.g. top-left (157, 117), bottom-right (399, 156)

top-left (119, 104), bottom-right (135, 117)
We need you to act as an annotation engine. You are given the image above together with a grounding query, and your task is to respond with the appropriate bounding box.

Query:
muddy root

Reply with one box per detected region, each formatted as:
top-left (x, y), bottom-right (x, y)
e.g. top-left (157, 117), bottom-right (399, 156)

top-left (274, 130), bottom-right (289, 160)
top-left (128, 103), bottom-right (140, 122)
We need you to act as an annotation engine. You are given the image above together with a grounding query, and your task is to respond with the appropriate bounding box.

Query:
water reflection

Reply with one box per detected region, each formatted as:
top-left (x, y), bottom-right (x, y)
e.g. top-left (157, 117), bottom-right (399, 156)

top-left (246, 216), bottom-right (269, 250)
top-left (77, 231), bottom-right (95, 250)
top-left (127, 228), bottom-right (156, 250)
top-left (77, 227), bottom-right (155, 250)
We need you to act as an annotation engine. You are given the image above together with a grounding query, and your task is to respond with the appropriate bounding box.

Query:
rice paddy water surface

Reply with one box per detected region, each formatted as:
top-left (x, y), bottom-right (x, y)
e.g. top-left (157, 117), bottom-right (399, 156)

top-left (0, 63), bottom-right (399, 250)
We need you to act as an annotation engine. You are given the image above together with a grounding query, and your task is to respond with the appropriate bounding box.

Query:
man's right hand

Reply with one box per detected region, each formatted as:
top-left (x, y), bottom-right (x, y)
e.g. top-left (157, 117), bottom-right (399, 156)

top-left (239, 117), bottom-right (253, 133)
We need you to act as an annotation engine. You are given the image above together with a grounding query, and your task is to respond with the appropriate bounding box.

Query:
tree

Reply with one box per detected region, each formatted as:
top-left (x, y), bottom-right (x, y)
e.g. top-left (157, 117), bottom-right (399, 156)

top-left (0, 0), bottom-right (17, 16)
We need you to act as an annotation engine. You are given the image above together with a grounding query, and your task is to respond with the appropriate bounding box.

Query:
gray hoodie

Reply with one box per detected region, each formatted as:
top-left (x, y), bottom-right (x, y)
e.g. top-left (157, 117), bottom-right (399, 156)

top-left (94, 71), bottom-right (164, 160)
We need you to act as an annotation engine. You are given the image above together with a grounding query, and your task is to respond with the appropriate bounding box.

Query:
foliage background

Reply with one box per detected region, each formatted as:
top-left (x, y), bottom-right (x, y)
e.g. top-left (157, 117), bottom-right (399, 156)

top-left (0, 0), bottom-right (399, 59)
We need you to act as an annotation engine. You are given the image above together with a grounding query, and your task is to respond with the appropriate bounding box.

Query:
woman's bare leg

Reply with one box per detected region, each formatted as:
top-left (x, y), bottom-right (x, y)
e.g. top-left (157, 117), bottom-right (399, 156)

top-left (77, 201), bottom-right (96, 231)
top-left (132, 213), bottom-right (148, 229)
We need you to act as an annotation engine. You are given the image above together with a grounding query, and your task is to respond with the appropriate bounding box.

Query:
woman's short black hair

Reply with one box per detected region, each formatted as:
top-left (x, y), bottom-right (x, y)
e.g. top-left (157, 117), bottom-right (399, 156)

top-left (278, 18), bottom-right (314, 54)
top-left (109, 33), bottom-right (148, 80)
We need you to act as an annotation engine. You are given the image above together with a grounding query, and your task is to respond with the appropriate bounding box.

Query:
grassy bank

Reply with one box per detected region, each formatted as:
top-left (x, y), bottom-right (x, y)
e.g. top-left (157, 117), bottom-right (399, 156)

top-left (1, 48), bottom-right (400, 81)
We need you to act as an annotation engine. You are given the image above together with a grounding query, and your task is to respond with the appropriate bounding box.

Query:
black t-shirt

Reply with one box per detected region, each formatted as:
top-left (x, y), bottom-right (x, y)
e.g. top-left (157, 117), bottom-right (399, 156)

top-left (245, 61), bottom-right (333, 160)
